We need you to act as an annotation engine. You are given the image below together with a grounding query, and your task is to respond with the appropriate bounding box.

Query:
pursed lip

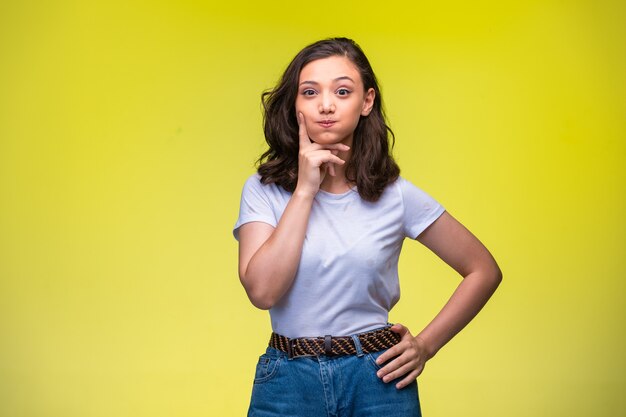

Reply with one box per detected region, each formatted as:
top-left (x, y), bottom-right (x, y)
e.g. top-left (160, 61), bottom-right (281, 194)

top-left (318, 120), bottom-right (336, 127)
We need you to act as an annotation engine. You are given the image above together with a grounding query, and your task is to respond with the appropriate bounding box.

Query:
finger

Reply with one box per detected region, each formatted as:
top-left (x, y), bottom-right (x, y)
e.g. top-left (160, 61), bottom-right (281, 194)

top-left (327, 162), bottom-right (336, 177)
top-left (298, 112), bottom-right (311, 148)
top-left (375, 344), bottom-right (402, 366)
top-left (327, 150), bottom-right (338, 177)
top-left (377, 350), bottom-right (412, 378)
top-left (305, 150), bottom-right (345, 167)
top-left (327, 143), bottom-right (351, 151)
top-left (375, 332), bottom-right (411, 365)
top-left (381, 360), bottom-right (417, 383)
top-left (306, 142), bottom-right (351, 152)
top-left (395, 369), bottom-right (421, 390)
top-left (390, 323), bottom-right (411, 338)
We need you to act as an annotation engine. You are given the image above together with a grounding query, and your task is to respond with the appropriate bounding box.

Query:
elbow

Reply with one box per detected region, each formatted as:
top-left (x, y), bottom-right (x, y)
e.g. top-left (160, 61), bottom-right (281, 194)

top-left (464, 259), bottom-right (502, 290)
top-left (247, 291), bottom-right (276, 310)
top-left (470, 260), bottom-right (502, 291)
top-left (491, 264), bottom-right (503, 290)
top-left (239, 262), bottom-right (292, 310)
top-left (240, 278), bottom-right (278, 310)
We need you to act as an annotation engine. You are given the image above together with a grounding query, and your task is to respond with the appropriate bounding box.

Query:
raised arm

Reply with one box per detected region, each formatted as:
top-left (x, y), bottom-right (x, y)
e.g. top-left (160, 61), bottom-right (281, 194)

top-left (375, 211), bottom-right (502, 388)
top-left (238, 113), bottom-right (349, 309)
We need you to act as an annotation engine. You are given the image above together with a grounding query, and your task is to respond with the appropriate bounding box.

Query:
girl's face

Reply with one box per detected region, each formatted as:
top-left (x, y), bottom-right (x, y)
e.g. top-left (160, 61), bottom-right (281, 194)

top-left (295, 56), bottom-right (375, 146)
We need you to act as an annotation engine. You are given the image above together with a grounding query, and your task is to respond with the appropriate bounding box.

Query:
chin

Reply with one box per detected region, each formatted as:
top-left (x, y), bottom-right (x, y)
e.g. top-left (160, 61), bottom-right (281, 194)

top-left (310, 132), bottom-right (346, 145)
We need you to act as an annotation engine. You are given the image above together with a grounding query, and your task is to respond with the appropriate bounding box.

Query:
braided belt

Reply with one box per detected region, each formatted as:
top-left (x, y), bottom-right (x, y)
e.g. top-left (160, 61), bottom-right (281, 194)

top-left (269, 326), bottom-right (401, 358)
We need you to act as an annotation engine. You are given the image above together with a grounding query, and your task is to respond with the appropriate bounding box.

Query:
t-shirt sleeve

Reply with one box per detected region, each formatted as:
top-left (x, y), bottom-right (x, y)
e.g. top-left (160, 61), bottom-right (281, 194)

top-left (399, 177), bottom-right (446, 239)
top-left (233, 175), bottom-right (278, 241)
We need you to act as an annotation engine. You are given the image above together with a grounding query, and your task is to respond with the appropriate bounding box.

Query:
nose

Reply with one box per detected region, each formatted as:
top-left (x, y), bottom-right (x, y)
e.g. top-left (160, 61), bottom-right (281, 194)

top-left (319, 92), bottom-right (335, 114)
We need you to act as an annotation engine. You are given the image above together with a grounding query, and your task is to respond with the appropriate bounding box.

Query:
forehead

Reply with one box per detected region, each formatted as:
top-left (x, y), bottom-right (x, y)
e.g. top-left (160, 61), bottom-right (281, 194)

top-left (299, 55), bottom-right (362, 84)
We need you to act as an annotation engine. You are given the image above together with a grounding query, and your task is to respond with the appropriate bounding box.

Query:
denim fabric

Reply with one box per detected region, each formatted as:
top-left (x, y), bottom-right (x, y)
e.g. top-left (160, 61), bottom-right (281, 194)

top-left (247, 332), bottom-right (422, 417)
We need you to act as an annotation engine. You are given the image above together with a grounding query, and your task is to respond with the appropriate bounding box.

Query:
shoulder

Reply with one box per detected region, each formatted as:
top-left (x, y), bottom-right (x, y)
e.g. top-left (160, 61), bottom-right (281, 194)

top-left (242, 173), bottom-right (275, 194)
top-left (389, 176), bottom-right (445, 218)
top-left (242, 173), bottom-right (263, 188)
top-left (364, 175), bottom-right (433, 209)
top-left (393, 175), bottom-right (419, 190)
top-left (393, 176), bottom-right (437, 199)
top-left (234, 174), bottom-right (284, 238)
top-left (383, 176), bottom-right (426, 199)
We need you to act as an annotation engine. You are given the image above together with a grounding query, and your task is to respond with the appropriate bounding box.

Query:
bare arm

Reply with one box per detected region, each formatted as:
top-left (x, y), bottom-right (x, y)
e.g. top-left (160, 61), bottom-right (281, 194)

top-left (376, 211), bottom-right (502, 388)
top-left (238, 192), bottom-right (313, 309)
top-left (416, 211), bottom-right (502, 357)
top-left (238, 113), bottom-right (348, 309)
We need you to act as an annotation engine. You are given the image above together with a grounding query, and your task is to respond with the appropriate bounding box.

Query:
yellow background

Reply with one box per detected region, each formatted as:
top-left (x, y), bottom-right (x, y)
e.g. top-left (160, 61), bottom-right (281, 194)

top-left (1, 1), bottom-right (624, 416)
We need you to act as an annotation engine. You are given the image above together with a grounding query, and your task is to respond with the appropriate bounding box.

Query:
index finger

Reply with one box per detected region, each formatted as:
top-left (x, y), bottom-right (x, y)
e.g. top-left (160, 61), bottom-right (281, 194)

top-left (297, 112), bottom-right (311, 148)
top-left (375, 344), bottom-right (402, 366)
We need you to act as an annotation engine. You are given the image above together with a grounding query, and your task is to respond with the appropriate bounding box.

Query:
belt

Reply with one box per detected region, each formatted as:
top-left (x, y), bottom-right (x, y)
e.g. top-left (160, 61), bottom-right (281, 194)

top-left (269, 326), bottom-right (401, 359)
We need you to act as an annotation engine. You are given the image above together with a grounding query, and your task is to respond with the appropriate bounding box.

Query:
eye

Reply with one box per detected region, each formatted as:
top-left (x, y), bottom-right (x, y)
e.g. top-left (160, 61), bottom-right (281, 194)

top-left (301, 89), bottom-right (316, 96)
top-left (336, 88), bottom-right (351, 96)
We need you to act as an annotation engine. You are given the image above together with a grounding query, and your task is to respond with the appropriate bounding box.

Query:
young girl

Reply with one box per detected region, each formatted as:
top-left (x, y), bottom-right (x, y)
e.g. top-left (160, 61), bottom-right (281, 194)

top-left (233, 37), bottom-right (502, 417)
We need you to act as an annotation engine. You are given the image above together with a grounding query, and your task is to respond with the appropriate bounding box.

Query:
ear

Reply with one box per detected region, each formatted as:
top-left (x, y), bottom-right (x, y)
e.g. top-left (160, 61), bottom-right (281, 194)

top-left (361, 88), bottom-right (376, 116)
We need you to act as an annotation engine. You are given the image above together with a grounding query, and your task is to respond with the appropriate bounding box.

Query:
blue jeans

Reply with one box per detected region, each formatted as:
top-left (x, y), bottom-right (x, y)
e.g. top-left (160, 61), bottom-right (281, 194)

top-left (247, 330), bottom-right (422, 417)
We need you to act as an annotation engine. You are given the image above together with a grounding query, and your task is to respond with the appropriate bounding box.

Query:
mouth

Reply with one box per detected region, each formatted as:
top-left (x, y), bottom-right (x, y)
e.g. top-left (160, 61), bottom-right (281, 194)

top-left (318, 120), bottom-right (336, 128)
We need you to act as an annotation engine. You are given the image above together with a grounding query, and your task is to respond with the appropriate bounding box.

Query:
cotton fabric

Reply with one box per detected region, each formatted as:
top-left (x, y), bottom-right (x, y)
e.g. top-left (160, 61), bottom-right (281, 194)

top-left (233, 175), bottom-right (445, 338)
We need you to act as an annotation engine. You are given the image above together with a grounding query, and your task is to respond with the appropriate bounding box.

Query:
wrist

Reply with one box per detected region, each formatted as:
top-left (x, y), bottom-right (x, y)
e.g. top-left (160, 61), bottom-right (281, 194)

top-left (415, 334), bottom-right (437, 361)
top-left (293, 186), bottom-right (317, 201)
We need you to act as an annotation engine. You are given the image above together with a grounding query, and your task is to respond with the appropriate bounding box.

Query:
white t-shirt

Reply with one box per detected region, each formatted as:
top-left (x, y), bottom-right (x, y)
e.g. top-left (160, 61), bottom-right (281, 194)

top-left (233, 174), bottom-right (445, 338)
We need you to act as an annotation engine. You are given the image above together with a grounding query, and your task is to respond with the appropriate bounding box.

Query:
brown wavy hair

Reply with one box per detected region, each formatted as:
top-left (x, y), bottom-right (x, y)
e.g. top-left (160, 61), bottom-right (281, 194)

top-left (257, 37), bottom-right (400, 202)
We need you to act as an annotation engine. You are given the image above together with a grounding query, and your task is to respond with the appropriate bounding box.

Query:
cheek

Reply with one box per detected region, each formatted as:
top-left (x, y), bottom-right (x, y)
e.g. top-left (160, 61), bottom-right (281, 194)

top-left (346, 109), bottom-right (362, 128)
top-left (295, 99), bottom-right (311, 115)
top-left (295, 102), bottom-right (317, 128)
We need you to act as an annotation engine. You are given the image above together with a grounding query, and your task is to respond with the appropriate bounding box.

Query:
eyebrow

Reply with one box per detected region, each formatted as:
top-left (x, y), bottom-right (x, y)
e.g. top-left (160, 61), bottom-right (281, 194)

top-left (299, 76), bottom-right (355, 86)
